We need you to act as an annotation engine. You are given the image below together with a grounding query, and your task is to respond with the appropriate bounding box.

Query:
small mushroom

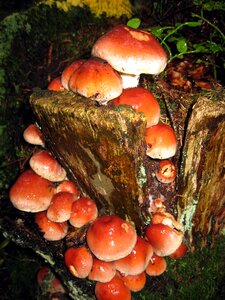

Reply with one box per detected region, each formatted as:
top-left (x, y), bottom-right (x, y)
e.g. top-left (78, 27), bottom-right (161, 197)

top-left (145, 253), bottom-right (167, 276)
top-left (56, 180), bottom-right (80, 199)
top-left (86, 215), bottom-right (137, 262)
top-left (35, 211), bottom-right (68, 241)
top-left (61, 59), bottom-right (86, 90)
top-left (64, 246), bottom-right (93, 279)
top-left (47, 76), bottom-right (65, 91)
top-left (23, 123), bottom-right (45, 147)
top-left (120, 272), bottom-right (146, 292)
top-left (169, 242), bottom-right (186, 259)
top-left (112, 87), bottom-right (160, 127)
top-left (88, 258), bottom-right (116, 283)
top-left (155, 159), bottom-right (177, 183)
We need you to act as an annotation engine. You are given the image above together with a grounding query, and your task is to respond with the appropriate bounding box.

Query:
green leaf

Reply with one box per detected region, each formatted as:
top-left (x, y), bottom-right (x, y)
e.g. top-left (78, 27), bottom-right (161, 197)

top-left (127, 18), bottom-right (141, 29)
top-left (186, 21), bottom-right (201, 27)
top-left (176, 39), bottom-right (188, 53)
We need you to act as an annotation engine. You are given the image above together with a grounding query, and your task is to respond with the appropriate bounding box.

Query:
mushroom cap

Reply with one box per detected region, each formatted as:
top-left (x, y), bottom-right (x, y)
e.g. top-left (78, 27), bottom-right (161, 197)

top-left (69, 59), bottom-right (123, 104)
top-left (112, 87), bottom-right (160, 127)
top-left (145, 253), bottom-right (167, 276)
top-left (120, 272), bottom-right (146, 292)
top-left (95, 274), bottom-right (131, 300)
top-left (9, 169), bottom-right (55, 212)
top-left (86, 215), bottom-right (137, 262)
top-left (145, 123), bottom-right (177, 159)
top-left (114, 236), bottom-right (153, 275)
top-left (64, 246), bottom-right (93, 279)
top-left (69, 197), bottom-right (98, 228)
top-left (92, 25), bottom-right (167, 76)
top-left (145, 223), bottom-right (183, 257)
top-left (29, 150), bottom-right (67, 182)
top-left (169, 242), bottom-right (186, 259)
top-left (88, 258), bottom-right (116, 283)
top-left (23, 123), bottom-right (45, 147)
top-left (47, 191), bottom-right (75, 222)
top-left (48, 76), bottom-right (65, 91)
top-left (56, 180), bottom-right (80, 199)
top-left (155, 159), bottom-right (177, 183)
top-left (35, 211), bottom-right (68, 241)
top-left (61, 59), bottom-right (86, 90)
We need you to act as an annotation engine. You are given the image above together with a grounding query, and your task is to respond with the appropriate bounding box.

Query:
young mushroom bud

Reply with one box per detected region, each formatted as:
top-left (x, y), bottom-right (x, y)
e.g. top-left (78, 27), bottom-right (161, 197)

top-left (145, 253), bottom-right (167, 276)
top-left (88, 258), bottom-right (116, 283)
top-left (155, 159), bottom-right (177, 183)
top-left (61, 59), bottom-right (86, 90)
top-left (56, 180), bottom-right (80, 199)
top-left (23, 123), bottom-right (45, 147)
top-left (120, 272), bottom-right (146, 292)
top-left (47, 76), bottom-right (65, 91)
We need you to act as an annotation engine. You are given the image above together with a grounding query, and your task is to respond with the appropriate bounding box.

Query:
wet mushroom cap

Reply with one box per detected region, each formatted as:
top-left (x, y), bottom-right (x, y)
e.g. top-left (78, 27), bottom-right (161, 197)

top-left (88, 258), bottom-right (116, 283)
top-left (169, 242), bottom-right (186, 259)
top-left (64, 246), bottom-right (93, 279)
top-left (23, 123), bottom-right (45, 147)
top-left (35, 211), bottom-right (68, 241)
top-left (69, 59), bottom-right (123, 104)
top-left (155, 159), bottom-right (177, 183)
top-left (145, 223), bottom-right (183, 256)
top-left (29, 150), bottom-right (67, 182)
top-left (86, 215), bottom-right (137, 262)
top-left (120, 272), bottom-right (146, 292)
top-left (56, 180), bottom-right (80, 199)
top-left (61, 59), bottom-right (86, 90)
top-left (112, 87), bottom-right (160, 127)
top-left (47, 76), bottom-right (65, 91)
top-left (145, 123), bottom-right (177, 159)
top-left (145, 253), bottom-right (167, 276)
top-left (114, 236), bottom-right (153, 275)
top-left (92, 25), bottom-right (167, 76)
top-left (95, 274), bottom-right (131, 300)
top-left (9, 169), bottom-right (55, 212)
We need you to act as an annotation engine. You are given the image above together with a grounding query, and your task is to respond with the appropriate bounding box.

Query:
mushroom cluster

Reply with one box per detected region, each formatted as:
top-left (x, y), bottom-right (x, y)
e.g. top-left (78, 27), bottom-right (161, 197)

top-left (8, 24), bottom-right (186, 299)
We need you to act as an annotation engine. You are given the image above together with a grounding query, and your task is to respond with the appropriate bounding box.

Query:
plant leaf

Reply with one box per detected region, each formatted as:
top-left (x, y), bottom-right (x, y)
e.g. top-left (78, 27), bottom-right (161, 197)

top-left (127, 18), bottom-right (141, 29)
top-left (176, 39), bottom-right (188, 53)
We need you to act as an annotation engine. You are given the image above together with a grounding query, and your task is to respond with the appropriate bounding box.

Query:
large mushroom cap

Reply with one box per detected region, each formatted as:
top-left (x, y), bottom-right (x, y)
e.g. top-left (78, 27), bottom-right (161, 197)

top-left (92, 25), bottom-right (167, 76)
top-left (86, 215), bottom-right (137, 262)
top-left (69, 58), bottom-right (123, 104)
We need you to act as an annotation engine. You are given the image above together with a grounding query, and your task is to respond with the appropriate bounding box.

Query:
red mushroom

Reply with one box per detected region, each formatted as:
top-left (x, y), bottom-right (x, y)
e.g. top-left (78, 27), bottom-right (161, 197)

top-left (29, 150), bottom-right (67, 182)
top-left (23, 123), bottom-right (45, 147)
top-left (151, 211), bottom-right (183, 231)
top-left (9, 169), bottom-right (54, 212)
top-left (145, 223), bottom-right (183, 257)
top-left (88, 258), bottom-right (116, 283)
top-left (35, 211), bottom-right (68, 241)
top-left (64, 246), bottom-right (93, 279)
top-left (145, 253), bottom-right (167, 276)
top-left (69, 197), bottom-right (98, 228)
top-left (37, 266), bottom-right (66, 294)
top-left (155, 159), bottom-right (177, 183)
top-left (56, 180), bottom-right (80, 199)
top-left (120, 272), bottom-right (146, 292)
top-left (61, 59), bottom-right (86, 90)
top-left (47, 191), bottom-right (75, 222)
top-left (47, 76), bottom-right (65, 91)
top-left (69, 58), bottom-right (123, 105)
top-left (169, 242), bottom-right (186, 259)
top-left (86, 215), bottom-right (137, 262)
top-left (114, 236), bottom-right (153, 275)
top-left (112, 87), bottom-right (160, 127)
top-left (95, 274), bottom-right (131, 300)
top-left (92, 25), bottom-right (167, 88)
top-left (145, 123), bottom-right (177, 159)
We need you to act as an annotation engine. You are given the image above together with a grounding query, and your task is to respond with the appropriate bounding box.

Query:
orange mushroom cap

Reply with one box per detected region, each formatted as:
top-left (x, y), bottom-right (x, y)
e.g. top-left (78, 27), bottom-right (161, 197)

top-left (155, 159), bottom-right (177, 183)
top-left (35, 211), bottom-right (68, 241)
top-left (29, 150), bottom-right (67, 182)
top-left (95, 274), bottom-right (131, 300)
top-left (48, 76), bottom-right (65, 91)
top-left (145, 253), bottom-right (167, 276)
top-left (23, 123), bottom-right (45, 147)
top-left (56, 180), bottom-right (80, 199)
top-left (61, 59), bottom-right (86, 90)
top-left (47, 191), bottom-right (75, 222)
top-left (112, 87), bottom-right (160, 127)
top-left (88, 258), bottom-right (116, 283)
top-left (64, 246), bottom-right (93, 279)
top-left (120, 271), bottom-right (146, 292)
top-left (9, 169), bottom-right (54, 212)
top-left (145, 223), bottom-right (183, 257)
top-left (169, 242), bottom-right (186, 259)
top-left (69, 197), bottom-right (98, 228)
top-left (86, 215), bottom-right (137, 262)
top-left (114, 236), bottom-right (153, 275)
top-left (69, 59), bottom-right (123, 104)
top-left (145, 123), bottom-right (177, 159)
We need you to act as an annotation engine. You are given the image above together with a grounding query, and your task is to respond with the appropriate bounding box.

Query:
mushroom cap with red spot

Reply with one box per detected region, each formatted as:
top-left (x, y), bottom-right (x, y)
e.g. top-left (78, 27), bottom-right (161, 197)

top-left (64, 246), bottom-right (93, 279)
top-left (23, 123), bottom-right (45, 147)
top-left (29, 150), bottom-right (67, 182)
top-left (114, 236), bottom-right (153, 275)
top-left (47, 191), bottom-right (75, 222)
top-left (145, 123), bottom-right (177, 159)
top-left (145, 223), bottom-right (183, 257)
top-left (61, 59), bottom-right (86, 90)
top-left (145, 253), bottom-right (167, 276)
top-left (86, 215), bottom-right (137, 262)
top-left (95, 274), bottom-right (131, 300)
top-left (48, 77), bottom-right (65, 91)
top-left (69, 197), bottom-right (98, 228)
top-left (69, 59), bottom-right (123, 104)
top-left (35, 211), bottom-right (68, 241)
top-left (92, 25), bottom-right (167, 76)
top-left (9, 169), bottom-right (55, 212)
top-left (88, 258), bottom-right (116, 283)
top-left (112, 87), bottom-right (160, 127)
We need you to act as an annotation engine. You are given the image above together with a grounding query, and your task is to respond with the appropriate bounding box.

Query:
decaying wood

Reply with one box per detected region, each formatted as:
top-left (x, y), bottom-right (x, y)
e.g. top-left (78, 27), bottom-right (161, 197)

top-left (177, 97), bottom-right (225, 249)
